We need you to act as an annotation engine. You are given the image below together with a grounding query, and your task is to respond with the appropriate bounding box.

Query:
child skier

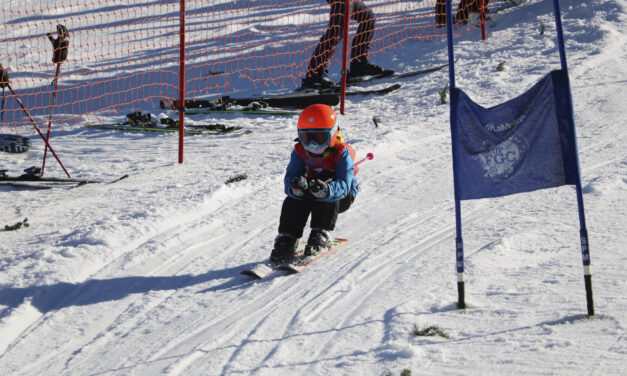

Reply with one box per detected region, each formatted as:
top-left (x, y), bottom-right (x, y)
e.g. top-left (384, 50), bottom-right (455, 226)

top-left (270, 103), bottom-right (359, 263)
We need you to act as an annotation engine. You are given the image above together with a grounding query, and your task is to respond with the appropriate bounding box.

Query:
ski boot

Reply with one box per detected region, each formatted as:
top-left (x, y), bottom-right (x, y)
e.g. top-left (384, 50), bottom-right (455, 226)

top-left (270, 233), bottom-right (299, 264)
top-left (348, 61), bottom-right (390, 79)
top-left (304, 228), bottom-right (332, 257)
top-left (301, 71), bottom-right (336, 90)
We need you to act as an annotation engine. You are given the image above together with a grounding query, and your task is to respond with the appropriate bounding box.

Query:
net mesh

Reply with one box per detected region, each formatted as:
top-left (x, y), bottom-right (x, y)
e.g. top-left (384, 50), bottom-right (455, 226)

top-left (0, 0), bottom-right (507, 133)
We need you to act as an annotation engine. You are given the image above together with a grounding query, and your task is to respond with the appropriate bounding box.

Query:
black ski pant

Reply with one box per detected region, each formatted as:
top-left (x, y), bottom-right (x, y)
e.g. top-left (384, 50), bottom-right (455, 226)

top-left (436, 0), bottom-right (490, 26)
top-left (306, 0), bottom-right (375, 78)
top-left (278, 195), bottom-right (354, 239)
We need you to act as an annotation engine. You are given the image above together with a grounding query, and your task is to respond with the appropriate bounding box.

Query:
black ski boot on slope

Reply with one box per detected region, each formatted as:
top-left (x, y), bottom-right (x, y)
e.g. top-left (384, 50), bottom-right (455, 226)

top-left (348, 61), bottom-right (389, 79)
top-left (301, 72), bottom-right (336, 90)
top-left (270, 233), bottom-right (299, 263)
top-left (304, 228), bottom-right (332, 256)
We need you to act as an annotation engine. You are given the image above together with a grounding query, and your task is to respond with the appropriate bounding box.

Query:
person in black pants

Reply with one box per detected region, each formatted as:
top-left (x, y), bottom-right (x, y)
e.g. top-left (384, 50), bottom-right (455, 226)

top-left (301, 0), bottom-right (387, 89)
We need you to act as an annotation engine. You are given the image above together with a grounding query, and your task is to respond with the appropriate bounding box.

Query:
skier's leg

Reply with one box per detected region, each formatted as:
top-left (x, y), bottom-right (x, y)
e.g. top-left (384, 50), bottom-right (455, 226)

top-left (304, 0), bottom-right (344, 81)
top-left (350, 0), bottom-right (375, 65)
top-left (456, 0), bottom-right (472, 24)
top-left (303, 201), bottom-right (338, 256)
top-left (338, 193), bottom-right (355, 214)
top-left (348, 1), bottom-right (388, 77)
top-left (310, 200), bottom-right (340, 232)
top-left (435, 0), bottom-right (446, 27)
top-left (272, 197), bottom-right (312, 263)
top-left (278, 196), bottom-right (311, 239)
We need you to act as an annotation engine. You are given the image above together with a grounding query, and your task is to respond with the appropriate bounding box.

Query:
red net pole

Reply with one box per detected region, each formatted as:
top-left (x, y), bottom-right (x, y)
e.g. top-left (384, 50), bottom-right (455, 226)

top-left (340, 0), bottom-right (351, 115)
top-left (480, 0), bottom-right (487, 40)
top-left (178, 0), bottom-right (186, 164)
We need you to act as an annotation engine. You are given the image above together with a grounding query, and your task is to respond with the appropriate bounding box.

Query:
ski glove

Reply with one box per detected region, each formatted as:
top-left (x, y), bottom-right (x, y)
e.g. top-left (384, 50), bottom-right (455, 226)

top-left (290, 176), bottom-right (308, 198)
top-left (47, 24), bottom-right (69, 64)
top-left (308, 179), bottom-right (330, 199)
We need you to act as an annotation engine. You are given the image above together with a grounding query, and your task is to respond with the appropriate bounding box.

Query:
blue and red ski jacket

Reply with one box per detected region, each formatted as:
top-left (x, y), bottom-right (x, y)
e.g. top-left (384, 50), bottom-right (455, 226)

top-left (284, 142), bottom-right (359, 202)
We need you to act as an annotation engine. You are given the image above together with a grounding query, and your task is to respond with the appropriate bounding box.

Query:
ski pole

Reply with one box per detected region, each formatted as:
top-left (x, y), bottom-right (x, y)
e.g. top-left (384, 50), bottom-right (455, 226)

top-left (42, 24), bottom-right (69, 176)
top-left (41, 62), bottom-right (61, 176)
top-left (355, 152), bottom-right (374, 167)
top-left (6, 82), bottom-right (71, 177)
top-left (319, 153), bottom-right (374, 183)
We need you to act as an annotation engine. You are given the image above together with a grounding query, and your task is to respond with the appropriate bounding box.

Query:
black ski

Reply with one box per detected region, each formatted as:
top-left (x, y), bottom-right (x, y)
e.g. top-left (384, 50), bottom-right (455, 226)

top-left (163, 79), bottom-right (405, 112)
top-left (161, 91), bottom-right (340, 111)
top-left (184, 108), bottom-right (298, 116)
top-left (319, 83), bottom-right (402, 96)
top-left (84, 123), bottom-right (252, 136)
top-left (85, 124), bottom-right (203, 135)
top-left (346, 62), bottom-right (449, 86)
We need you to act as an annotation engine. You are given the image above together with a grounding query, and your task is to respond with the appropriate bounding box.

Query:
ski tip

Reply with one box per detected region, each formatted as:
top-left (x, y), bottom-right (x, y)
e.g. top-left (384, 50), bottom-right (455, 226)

top-left (276, 264), bottom-right (299, 273)
top-left (334, 238), bottom-right (348, 242)
top-left (240, 270), bottom-right (263, 279)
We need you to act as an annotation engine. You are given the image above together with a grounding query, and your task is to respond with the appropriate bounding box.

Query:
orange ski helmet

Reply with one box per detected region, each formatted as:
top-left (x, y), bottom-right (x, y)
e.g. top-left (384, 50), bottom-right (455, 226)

top-left (297, 104), bottom-right (339, 154)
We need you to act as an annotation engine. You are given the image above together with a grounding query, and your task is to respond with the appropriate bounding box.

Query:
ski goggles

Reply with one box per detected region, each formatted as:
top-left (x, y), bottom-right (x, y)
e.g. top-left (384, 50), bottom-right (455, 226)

top-left (298, 128), bottom-right (334, 154)
top-left (298, 121), bottom-right (338, 153)
top-left (299, 130), bottom-right (330, 146)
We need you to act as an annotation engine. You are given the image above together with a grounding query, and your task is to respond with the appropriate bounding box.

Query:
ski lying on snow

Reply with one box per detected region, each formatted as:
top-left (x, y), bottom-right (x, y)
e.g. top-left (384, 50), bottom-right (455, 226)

top-left (0, 168), bottom-right (129, 188)
top-left (278, 238), bottom-right (348, 274)
top-left (0, 181), bottom-right (63, 190)
top-left (84, 123), bottom-right (251, 136)
top-left (0, 175), bottom-right (128, 190)
top-left (85, 124), bottom-right (202, 135)
top-left (184, 108), bottom-right (298, 116)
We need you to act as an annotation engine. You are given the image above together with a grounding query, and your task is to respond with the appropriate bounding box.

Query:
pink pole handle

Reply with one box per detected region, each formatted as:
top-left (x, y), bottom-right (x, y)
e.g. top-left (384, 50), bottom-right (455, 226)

top-left (355, 152), bottom-right (374, 167)
top-left (323, 152), bottom-right (373, 183)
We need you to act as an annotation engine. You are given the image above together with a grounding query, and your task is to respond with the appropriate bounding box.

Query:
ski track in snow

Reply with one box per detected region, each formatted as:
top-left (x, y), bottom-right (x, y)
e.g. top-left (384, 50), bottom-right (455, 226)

top-left (1, 1), bottom-right (626, 375)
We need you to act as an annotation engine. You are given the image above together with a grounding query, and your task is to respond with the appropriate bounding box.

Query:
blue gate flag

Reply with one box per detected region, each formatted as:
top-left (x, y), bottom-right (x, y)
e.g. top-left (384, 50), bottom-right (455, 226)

top-left (450, 70), bottom-right (580, 200)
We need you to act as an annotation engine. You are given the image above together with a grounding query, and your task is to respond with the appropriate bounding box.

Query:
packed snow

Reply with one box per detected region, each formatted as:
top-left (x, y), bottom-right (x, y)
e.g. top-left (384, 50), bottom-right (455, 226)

top-left (1, 0), bottom-right (625, 375)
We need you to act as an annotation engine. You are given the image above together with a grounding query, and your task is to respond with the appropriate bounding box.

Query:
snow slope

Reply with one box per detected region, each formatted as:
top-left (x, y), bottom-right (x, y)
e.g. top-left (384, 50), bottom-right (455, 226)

top-left (1, 0), bottom-right (626, 375)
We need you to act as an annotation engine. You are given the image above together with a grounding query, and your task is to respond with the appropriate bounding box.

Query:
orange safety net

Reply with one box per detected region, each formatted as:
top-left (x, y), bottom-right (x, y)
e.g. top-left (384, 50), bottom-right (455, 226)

top-left (0, 0), bottom-right (506, 133)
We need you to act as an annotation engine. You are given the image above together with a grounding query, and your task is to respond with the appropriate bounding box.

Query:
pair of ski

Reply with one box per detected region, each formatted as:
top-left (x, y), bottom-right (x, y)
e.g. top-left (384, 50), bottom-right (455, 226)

top-left (162, 62), bottom-right (448, 112)
top-left (241, 238), bottom-right (347, 280)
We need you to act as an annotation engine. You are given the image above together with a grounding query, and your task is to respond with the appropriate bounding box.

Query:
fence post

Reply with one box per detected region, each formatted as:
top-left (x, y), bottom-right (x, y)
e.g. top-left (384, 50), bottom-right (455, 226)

top-left (480, 0), bottom-right (486, 40)
top-left (178, 0), bottom-right (186, 164)
top-left (445, 0), bottom-right (465, 309)
top-left (339, 0), bottom-right (351, 115)
top-left (552, 0), bottom-right (594, 316)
